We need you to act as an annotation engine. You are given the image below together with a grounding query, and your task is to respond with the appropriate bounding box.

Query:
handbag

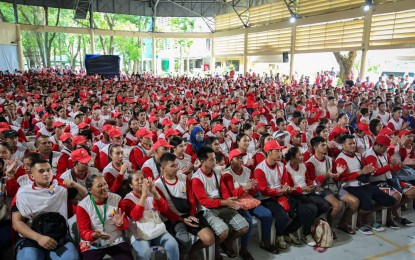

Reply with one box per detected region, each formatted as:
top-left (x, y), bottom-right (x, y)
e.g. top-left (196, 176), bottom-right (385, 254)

top-left (237, 193), bottom-right (261, 210)
top-left (160, 177), bottom-right (191, 214)
top-left (219, 172), bottom-right (261, 211)
top-left (31, 212), bottom-right (69, 246)
top-left (136, 206), bottom-right (167, 240)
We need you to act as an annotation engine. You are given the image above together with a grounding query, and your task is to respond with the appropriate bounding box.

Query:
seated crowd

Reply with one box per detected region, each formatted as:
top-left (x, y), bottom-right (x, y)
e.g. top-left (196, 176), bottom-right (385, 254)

top-left (0, 69), bottom-right (415, 260)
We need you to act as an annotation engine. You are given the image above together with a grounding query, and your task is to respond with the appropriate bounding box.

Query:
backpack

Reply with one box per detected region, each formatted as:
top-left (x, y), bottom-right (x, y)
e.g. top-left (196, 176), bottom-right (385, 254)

top-left (31, 212), bottom-right (69, 246)
top-left (311, 218), bottom-right (333, 253)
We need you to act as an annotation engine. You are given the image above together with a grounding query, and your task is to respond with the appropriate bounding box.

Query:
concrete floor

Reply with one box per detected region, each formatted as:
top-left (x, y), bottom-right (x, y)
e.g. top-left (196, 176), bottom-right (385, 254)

top-left (239, 210), bottom-right (415, 260)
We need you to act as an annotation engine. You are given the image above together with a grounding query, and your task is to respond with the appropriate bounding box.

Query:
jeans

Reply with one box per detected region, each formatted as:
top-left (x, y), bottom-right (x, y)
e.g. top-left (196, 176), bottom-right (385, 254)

top-left (262, 198), bottom-right (302, 236)
top-left (238, 205), bottom-right (273, 247)
top-left (131, 232), bottom-right (179, 260)
top-left (16, 240), bottom-right (78, 260)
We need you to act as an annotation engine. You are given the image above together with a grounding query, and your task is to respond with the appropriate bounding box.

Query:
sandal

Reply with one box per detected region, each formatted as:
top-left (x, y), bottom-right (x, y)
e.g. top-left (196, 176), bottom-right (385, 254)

top-left (337, 225), bottom-right (356, 235)
top-left (220, 243), bottom-right (236, 258)
top-left (260, 244), bottom-right (280, 254)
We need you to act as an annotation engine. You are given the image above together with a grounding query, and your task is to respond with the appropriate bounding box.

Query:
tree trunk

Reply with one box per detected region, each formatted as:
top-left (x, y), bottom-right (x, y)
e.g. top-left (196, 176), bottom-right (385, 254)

top-left (333, 51), bottom-right (357, 83)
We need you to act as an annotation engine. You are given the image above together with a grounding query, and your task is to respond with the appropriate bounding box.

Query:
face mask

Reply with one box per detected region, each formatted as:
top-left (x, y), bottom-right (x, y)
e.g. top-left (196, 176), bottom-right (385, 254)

top-left (196, 136), bottom-right (204, 142)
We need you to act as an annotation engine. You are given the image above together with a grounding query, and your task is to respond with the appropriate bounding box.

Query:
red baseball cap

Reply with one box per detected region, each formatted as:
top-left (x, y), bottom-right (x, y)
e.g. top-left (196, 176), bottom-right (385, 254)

top-left (0, 122), bottom-right (10, 129)
top-left (165, 128), bottom-right (180, 139)
top-left (255, 122), bottom-right (269, 129)
top-left (229, 149), bottom-right (246, 161)
top-left (252, 110), bottom-right (261, 117)
top-left (186, 118), bottom-right (198, 126)
top-left (212, 124), bottom-right (225, 133)
top-left (108, 128), bottom-right (123, 138)
top-left (398, 129), bottom-right (415, 138)
top-left (135, 128), bottom-right (153, 138)
top-left (78, 122), bottom-right (89, 129)
top-left (53, 121), bottom-right (66, 128)
top-left (331, 126), bottom-right (349, 136)
top-left (199, 111), bottom-right (210, 118)
top-left (162, 118), bottom-right (173, 126)
top-left (264, 140), bottom-right (286, 152)
top-left (102, 124), bottom-right (113, 132)
top-left (230, 118), bottom-right (241, 125)
top-left (375, 135), bottom-right (393, 148)
top-left (153, 139), bottom-right (173, 150)
top-left (72, 135), bottom-right (87, 146)
top-left (42, 113), bottom-right (54, 120)
top-left (71, 148), bottom-right (92, 164)
top-left (59, 132), bottom-right (73, 142)
top-left (149, 116), bottom-right (159, 123)
top-left (379, 127), bottom-right (396, 136)
top-left (170, 107), bottom-right (180, 114)
top-left (357, 123), bottom-right (372, 136)
top-left (112, 112), bottom-right (123, 118)
top-left (229, 149), bottom-right (247, 161)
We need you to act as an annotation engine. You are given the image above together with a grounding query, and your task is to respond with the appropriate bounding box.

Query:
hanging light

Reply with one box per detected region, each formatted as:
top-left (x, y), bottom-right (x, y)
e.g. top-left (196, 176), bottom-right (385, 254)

top-left (363, 0), bottom-right (373, 12)
top-left (289, 15), bottom-right (296, 23)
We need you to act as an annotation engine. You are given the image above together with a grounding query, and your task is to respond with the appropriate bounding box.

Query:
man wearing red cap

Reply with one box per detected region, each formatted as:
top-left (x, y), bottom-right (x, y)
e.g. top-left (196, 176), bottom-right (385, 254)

top-left (50, 121), bottom-right (66, 152)
top-left (174, 112), bottom-right (188, 136)
top-left (364, 135), bottom-right (415, 228)
top-left (226, 118), bottom-right (241, 144)
top-left (253, 140), bottom-right (302, 251)
top-left (59, 148), bottom-right (99, 189)
top-left (198, 111), bottom-right (211, 133)
top-left (335, 134), bottom-right (396, 235)
top-left (142, 139), bottom-right (173, 179)
top-left (182, 118), bottom-right (198, 142)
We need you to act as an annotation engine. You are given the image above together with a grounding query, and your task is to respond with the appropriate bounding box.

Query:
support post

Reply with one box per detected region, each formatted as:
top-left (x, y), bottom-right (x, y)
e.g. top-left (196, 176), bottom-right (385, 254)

top-left (210, 36), bottom-right (215, 74)
top-left (15, 24), bottom-right (24, 70)
top-left (289, 25), bottom-right (296, 80)
top-left (152, 34), bottom-right (156, 75)
top-left (89, 5), bottom-right (95, 54)
top-left (243, 29), bottom-right (248, 74)
top-left (360, 8), bottom-right (373, 80)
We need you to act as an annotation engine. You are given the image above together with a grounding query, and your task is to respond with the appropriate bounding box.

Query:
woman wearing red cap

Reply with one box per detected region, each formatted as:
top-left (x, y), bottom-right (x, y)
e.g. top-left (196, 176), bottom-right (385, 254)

top-left (221, 149), bottom-right (278, 258)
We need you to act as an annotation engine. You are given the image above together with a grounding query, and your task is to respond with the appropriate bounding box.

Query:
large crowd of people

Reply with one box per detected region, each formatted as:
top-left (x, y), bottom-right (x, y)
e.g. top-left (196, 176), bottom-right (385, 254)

top-left (0, 68), bottom-right (415, 260)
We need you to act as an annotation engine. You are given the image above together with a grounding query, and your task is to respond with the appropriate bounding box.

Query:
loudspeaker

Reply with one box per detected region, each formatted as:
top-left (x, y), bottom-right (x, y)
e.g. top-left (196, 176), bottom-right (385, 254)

top-left (283, 52), bottom-right (289, 63)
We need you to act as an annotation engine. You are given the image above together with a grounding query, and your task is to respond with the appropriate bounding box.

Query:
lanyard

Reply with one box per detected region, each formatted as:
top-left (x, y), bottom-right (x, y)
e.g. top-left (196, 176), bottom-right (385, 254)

top-left (276, 162), bottom-right (283, 181)
top-left (90, 195), bottom-right (107, 231)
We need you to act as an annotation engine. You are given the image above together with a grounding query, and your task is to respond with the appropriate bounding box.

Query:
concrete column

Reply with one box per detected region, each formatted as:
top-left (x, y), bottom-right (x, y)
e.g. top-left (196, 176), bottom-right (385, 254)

top-left (289, 25), bottom-right (296, 80)
top-left (90, 29), bottom-right (95, 54)
top-left (152, 34), bottom-right (156, 74)
top-left (210, 36), bottom-right (215, 74)
top-left (360, 8), bottom-right (373, 80)
top-left (15, 24), bottom-right (24, 70)
top-left (243, 29), bottom-right (248, 74)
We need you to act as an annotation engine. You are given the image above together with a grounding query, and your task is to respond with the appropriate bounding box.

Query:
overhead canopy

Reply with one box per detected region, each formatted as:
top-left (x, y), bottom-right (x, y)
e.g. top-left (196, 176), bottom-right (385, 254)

top-left (1, 0), bottom-right (275, 18)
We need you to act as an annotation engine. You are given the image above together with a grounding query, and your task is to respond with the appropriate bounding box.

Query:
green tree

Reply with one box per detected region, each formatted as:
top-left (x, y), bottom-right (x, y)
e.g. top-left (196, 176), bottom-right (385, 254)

top-left (170, 18), bottom-right (195, 74)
